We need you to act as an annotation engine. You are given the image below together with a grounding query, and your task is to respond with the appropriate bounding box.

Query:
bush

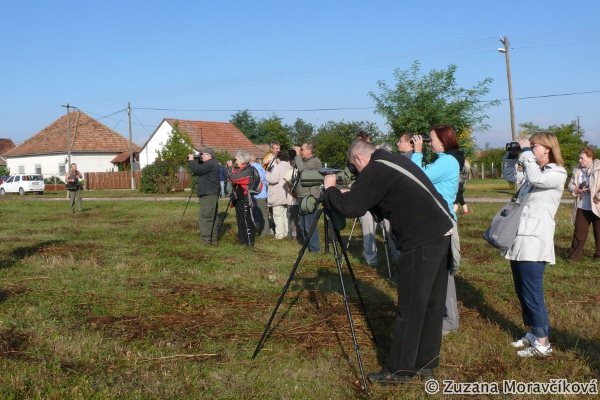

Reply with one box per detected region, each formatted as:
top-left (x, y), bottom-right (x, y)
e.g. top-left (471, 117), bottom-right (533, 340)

top-left (44, 176), bottom-right (65, 184)
top-left (140, 160), bottom-right (176, 193)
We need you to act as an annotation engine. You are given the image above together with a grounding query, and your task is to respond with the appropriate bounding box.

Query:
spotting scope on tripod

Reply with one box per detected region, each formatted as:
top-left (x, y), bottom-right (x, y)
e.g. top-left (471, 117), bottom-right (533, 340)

top-left (252, 168), bottom-right (375, 394)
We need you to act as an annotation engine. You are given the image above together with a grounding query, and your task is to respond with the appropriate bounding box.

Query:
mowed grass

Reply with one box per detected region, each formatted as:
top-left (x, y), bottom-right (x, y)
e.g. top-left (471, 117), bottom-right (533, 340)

top-left (1, 189), bottom-right (599, 399)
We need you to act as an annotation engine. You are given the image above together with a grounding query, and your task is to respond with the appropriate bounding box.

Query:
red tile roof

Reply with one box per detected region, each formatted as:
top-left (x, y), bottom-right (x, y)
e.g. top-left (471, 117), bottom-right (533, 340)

top-left (164, 119), bottom-right (264, 158)
top-left (0, 138), bottom-right (16, 155)
top-left (4, 111), bottom-right (141, 157)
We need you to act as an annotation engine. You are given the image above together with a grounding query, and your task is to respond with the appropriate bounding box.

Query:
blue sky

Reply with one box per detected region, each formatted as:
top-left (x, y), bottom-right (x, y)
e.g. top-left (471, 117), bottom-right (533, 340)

top-left (2, 0), bottom-right (599, 150)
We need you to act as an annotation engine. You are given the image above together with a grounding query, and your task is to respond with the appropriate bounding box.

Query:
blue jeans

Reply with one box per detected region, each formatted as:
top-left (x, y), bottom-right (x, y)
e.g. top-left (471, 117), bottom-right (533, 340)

top-left (299, 208), bottom-right (320, 252)
top-left (510, 261), bottom-right (550, 338)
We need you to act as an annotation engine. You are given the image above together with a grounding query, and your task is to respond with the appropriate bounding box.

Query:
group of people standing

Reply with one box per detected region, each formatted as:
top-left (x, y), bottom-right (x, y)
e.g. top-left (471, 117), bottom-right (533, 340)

top-left (188, 141), bottom-right (325, 249)
top-left (188, 129), bottom-right (599, 385)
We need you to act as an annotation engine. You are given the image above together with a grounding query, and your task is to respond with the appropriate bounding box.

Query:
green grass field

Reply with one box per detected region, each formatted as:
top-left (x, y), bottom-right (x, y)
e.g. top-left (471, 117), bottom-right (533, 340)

top-left (1, 182), bottom-right (598, 399)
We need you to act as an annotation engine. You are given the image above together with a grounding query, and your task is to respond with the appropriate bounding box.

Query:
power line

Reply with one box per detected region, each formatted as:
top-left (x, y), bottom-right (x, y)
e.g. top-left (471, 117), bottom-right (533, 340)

top-left (131, 89), bottom-right (600, 114)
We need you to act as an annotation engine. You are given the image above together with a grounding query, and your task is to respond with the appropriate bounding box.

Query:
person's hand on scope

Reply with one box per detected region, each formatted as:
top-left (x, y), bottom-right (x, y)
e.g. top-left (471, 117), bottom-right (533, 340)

top-left (412, 135), bottom-right (424, 153)
top-left (323, 174), bottom-right (337, 189)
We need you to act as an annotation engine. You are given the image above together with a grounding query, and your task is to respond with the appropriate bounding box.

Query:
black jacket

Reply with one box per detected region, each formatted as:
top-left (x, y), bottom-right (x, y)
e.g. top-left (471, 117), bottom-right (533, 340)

top-left (189, 158), bottom-right (220, 196)
top-left (324, 149), bottom-right (453, 251)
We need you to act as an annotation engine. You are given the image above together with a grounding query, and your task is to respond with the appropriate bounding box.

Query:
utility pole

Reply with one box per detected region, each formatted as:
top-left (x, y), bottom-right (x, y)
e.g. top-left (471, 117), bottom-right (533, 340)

top-left (575, 115), bottom-right (581, 135)
top-left (498, 36), bottom-right (517, 141)
top-left (128, 102), bottom-right (136, 190)
top-left (61, 104), bottom-right (76, 166)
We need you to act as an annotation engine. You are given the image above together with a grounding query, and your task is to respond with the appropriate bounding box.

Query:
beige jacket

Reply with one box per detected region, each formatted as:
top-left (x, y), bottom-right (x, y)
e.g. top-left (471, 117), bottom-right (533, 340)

top-left (568, 159), bottom-right (600, 223)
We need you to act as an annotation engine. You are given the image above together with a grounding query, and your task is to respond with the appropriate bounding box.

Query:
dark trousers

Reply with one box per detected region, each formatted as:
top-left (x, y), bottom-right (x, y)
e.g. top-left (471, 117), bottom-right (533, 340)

top-left (254, 198), bottom-right (270, 237)
top-left (387, 236), bottom-right (450, 374)
top-left (198, 195), bottom-right (219, 245)
top-left (568, 208), bottom-right (600, 260)
top-left (234, 197), bottom-right (255, 246)
top-left (299, 207), bottom-right (320, 252)
top-left (510, 261), bottom-right (549, 338)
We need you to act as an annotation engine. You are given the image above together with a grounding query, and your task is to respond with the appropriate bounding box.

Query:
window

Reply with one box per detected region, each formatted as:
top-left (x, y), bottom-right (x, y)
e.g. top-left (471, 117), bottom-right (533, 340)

top-left (18, 166), bottom-right (25, 174)
top-left (59, 163), bottom-right (66, 175)
top-left (35, 164), bottom-right (42, 174)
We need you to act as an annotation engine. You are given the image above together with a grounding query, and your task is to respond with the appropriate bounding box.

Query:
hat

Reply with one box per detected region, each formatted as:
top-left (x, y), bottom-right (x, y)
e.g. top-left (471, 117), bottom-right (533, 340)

top-left (201, 147), bottom-right (216, 157)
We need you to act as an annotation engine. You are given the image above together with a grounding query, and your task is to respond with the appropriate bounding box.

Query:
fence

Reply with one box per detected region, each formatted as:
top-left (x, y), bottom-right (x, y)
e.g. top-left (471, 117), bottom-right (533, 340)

top-left (471, 163), bottom-right (504, 179)
top-left (82, 171), bottom-right (191, 190)
top-left (84, 171), bottom-right (141, 190)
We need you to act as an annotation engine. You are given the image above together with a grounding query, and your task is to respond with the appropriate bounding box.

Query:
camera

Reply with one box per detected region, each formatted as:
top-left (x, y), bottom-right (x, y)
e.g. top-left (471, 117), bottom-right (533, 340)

top-left (410, 134), bottom-right (431, 145)
top-left (505, 142), bottom-right (520, 152)
top-left (193, 154), bottom-right (203, 163)
top-left (579, 181), bottom-right (589, 190)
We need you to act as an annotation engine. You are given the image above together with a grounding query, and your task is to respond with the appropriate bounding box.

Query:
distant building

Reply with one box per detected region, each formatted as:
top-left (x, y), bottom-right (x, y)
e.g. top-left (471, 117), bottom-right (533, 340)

top-left (0, 138), bottom-right (16, 167)
top-left (139, 119), bottom-right (263, 169)
top-left (3, 111), bottom-right (141, 177)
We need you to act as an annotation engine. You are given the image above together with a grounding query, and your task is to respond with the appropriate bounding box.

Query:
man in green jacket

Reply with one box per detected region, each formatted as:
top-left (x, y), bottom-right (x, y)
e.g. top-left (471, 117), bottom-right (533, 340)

top-left (293, 143), bottom-right (323, 252)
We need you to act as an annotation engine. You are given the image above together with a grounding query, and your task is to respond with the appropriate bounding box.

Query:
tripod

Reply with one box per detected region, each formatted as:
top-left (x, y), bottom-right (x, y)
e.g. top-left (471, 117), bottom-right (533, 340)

top-left (346, 215), bottom-right (394, 278)
top-left (180, 189), bottom-right (196, 222)
top-left (252, 205), bottom-right (377, 393)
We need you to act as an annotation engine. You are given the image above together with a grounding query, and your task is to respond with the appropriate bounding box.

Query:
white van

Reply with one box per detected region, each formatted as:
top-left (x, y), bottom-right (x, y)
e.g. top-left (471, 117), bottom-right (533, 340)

top-left (0, 174), bottom-right (45, 195)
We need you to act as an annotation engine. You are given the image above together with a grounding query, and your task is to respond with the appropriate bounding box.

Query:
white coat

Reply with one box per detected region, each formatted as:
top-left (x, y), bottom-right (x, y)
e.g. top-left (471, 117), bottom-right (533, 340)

top-left (265, 160), bottom-right (292, 207)
top-left (502, 150), bottom-right (567, 264)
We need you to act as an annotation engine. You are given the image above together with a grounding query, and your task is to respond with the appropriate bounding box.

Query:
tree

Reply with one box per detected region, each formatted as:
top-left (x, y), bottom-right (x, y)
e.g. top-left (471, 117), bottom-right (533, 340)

top-left (290, 118), bottom-right (315, 145)
top-left (0, 166), bottom-right (9, 176)
top-left (230, 110), bottom-right (260, 141)
top-left (313, 121), bottom-right (381, 167)
top-left (255, 115), bottom-right (292, 147)
top-left (141, 123), bottom-right (193, 193)
top-left (370, 61), bottom-right (498, 156)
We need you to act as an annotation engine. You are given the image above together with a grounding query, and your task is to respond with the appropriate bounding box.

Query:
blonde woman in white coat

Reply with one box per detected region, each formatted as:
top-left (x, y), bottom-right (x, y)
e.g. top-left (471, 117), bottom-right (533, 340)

top-left (566, 147), bottom-right (600, 261)
top-left (265, 151), bottom-right (292, 240)
top-left (502, 133), bottom-right (567, 358)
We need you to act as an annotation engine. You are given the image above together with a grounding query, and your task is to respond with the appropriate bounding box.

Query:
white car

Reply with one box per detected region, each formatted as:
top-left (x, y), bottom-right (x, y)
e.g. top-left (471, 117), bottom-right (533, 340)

top-left (0, 174), bottom-right (45, 195)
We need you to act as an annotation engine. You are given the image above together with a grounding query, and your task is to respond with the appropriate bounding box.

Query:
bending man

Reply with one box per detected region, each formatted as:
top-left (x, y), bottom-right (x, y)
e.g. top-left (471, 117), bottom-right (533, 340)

top-left (323, 140), bottom-right (453, 384)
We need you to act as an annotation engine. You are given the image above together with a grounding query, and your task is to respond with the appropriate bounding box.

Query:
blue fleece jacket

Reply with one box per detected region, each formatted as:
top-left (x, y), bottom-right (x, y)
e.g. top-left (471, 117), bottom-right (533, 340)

top-left (411, 152), bottom-right (459, 220)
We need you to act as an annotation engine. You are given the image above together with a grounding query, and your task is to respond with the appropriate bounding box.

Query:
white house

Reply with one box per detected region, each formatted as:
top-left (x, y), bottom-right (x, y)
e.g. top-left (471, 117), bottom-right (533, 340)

top-left (139, 118), bottom-right (263, 169)
top-left (3, 111), bottom-right (141, 178)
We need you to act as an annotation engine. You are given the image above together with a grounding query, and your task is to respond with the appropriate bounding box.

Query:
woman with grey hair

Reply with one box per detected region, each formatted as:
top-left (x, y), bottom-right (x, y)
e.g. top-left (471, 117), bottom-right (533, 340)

top-left (226, 150), bottom-right (256, 246)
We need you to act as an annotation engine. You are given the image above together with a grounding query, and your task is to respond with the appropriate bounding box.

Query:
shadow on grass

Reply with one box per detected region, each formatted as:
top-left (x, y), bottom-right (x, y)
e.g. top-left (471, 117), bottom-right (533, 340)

top-left (0, 240), bottom-right (65, 269)
top-left (299, 267), bottom-right (395, 371)
top-left (456, 276), bottom-right (600, 376)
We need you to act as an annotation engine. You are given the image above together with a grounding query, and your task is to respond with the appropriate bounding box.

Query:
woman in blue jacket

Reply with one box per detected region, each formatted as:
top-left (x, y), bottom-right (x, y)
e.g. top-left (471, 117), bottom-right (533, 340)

top-left (411, 125), bottom-right (460, 335)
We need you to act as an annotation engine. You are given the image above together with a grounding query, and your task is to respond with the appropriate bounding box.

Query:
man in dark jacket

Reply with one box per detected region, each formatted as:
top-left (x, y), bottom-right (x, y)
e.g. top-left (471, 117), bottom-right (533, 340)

top-left (188, 148), bottom-right (221, 245)
top-left (323, 140), bottom-right (453, 384)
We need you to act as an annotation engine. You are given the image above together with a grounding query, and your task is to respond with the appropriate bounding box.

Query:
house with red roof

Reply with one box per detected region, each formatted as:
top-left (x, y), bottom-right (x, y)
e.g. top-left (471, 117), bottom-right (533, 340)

top-left (0, 138), bottom-right (16, 167)
top-left (139, 119), bottom-right (264, 169)
top-left (3, 111), bottom-right (141, 177)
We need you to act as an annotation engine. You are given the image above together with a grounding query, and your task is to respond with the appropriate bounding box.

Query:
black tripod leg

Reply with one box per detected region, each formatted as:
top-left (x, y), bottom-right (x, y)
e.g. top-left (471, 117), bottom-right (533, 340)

top-left (326, 212), bottom-right (369, 393)
top-left (252, 208), bottom-right (324, 359)
top-left (329, 213), bottom-right (378, 346)
top-left (180, 191), bottom-right (195, 222)
top-left (379, 222), bottom-right (392, 278)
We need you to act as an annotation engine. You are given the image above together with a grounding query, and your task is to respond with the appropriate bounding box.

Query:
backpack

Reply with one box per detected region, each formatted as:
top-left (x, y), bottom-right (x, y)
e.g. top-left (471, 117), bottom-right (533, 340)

top-left (248, 165), bottom-right (264, 195)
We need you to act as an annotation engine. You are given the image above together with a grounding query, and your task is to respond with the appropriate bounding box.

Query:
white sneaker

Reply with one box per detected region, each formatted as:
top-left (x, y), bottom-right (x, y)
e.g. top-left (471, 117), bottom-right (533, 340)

top-left (511, 332), bottom-right (536, 348)
top-left (517, 341), bottom-right (553, 358)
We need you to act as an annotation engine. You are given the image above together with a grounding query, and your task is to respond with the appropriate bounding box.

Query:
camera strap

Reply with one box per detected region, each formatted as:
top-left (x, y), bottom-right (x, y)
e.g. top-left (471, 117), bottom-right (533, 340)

top-left (375, 159), bottom-right (454, 226)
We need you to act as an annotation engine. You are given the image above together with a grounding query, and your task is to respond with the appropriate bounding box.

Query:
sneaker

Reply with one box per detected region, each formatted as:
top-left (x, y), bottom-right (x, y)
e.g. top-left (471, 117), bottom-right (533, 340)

top-left (517, 341), bottom-right (553, 358)
top-left (511, 332), bottom-right (536, 348)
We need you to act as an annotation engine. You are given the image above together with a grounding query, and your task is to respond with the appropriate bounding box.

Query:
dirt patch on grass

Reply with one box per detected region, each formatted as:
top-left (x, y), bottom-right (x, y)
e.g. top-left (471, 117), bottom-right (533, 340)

top-left (0, 284), bottom-right (29, 302)
top-left (87, 282), bottom-right (381, 354)
top-left (0, 328), bottom-right (33, 359)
